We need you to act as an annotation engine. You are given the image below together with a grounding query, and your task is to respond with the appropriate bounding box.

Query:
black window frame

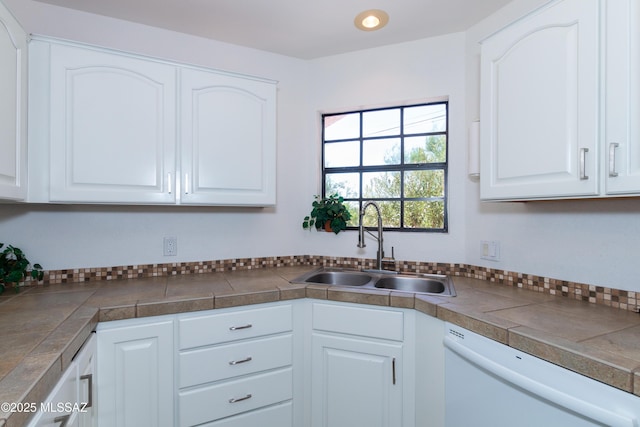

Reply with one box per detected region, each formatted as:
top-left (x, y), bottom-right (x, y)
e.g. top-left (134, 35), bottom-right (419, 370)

top-left (321, 101), bottom-right (448, 233)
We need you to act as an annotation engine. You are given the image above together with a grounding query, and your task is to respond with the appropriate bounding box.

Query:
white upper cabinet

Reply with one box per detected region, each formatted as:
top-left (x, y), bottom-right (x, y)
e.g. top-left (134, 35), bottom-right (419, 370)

top-left (180, 68), bottom-right (276, 206)
top-left (0, 1), bottom-right (27, 201)
top-left (480, 0), bottom-right (599, 200)
top-left (43, 42), bottom-right (177, 204)
top-left (28, 37), bottom-right (277, 206)
top-left (604, 0), bottom-right (640, 194)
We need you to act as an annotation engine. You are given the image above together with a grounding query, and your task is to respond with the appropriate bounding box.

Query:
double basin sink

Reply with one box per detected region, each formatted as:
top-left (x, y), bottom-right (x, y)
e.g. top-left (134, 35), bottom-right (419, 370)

top-left (291, 267), bottom-right (456, 297)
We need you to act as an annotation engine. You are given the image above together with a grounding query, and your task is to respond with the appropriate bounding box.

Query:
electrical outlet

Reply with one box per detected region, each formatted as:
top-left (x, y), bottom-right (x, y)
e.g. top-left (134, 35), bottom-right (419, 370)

top-left (163, 237), bottom-right (177, 256)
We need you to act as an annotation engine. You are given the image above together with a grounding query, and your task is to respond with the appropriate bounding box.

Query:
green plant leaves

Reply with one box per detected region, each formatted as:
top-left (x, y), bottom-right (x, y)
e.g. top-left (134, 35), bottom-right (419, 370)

top-left (302, 194), bottom-right (351, 234)
top-left (0, 243), bottom-right (44, 294)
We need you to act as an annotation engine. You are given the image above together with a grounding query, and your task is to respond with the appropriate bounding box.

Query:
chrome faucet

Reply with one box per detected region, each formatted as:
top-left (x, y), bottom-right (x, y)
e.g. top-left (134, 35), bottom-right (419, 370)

top-left (357, 201), bottom-right (385, 271)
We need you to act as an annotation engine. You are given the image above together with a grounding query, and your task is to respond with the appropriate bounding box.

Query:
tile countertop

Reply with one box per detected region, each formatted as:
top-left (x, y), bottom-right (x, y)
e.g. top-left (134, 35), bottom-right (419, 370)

top-left (1, 265), bottom-right (640, 426)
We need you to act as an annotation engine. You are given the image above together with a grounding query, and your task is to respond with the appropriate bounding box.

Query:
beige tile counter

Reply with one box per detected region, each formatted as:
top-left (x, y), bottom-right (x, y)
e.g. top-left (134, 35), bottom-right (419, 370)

top-left (1, 265), bottom-right (639, 426)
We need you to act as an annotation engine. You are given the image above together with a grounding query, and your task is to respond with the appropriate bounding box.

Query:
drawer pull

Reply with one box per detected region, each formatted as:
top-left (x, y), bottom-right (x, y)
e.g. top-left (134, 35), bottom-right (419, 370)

top-left (229, 393), bottom-right (252, 403)
top-left (229, 356), bottom-right (253, 365)
top-left (54, 414), bottom-right (71, 427)
top-left (229, 324), bottom-right (252, 331)
top-left (80, 373), bottom-right (93, 408)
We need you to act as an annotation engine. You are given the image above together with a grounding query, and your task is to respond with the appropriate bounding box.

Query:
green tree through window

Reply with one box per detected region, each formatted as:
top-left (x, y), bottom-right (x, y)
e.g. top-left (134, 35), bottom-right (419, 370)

top-left (322, 102), bottom-right (448, 232)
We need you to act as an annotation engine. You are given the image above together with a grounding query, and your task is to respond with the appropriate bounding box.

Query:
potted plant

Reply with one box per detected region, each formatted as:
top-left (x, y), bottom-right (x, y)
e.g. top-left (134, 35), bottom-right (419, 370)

top-left (302, 194), bottom-right (352, 234)
top-left (0, 243), bottom-right (44, 294)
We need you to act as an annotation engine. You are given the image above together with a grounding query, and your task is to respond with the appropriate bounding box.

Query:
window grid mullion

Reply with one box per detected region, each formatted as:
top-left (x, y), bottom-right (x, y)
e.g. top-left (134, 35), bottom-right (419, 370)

top-left (322, 101), bottom-right (448, 232)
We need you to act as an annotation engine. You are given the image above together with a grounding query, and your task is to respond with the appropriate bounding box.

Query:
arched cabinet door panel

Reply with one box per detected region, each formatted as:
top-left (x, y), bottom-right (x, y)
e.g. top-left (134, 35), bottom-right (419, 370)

top-left (44, 42), bottom-right (177, 204)
top-left (0, 1), bottom-right (27, 201)
top-left (28, 37), bottom-right (277, 206)
top-left (480, 0), bottom-right (599, 200)
top-left (180, 68), bottom-right (276, 206)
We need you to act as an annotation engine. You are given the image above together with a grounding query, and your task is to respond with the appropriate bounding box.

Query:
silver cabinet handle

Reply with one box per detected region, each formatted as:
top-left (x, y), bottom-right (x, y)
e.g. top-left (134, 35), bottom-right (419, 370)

top-left (580, 148), bottom-right (589, 180)
top-left (229, 324), bottom-right (252, 331)
top-left (229, 356), bottom-right (252, 365)
top-left (229, 394), bottom-right (252, 403)
top-left (54, 414), bottom-right (70, 427)
top-left (184, 173), bottom-right (190, 194)
top-left (167, 172), bottom-right (173, 194)
top-left (609, 142), bottom-right (619, 177)
top-left (80, 373), bottom-right (93, 408)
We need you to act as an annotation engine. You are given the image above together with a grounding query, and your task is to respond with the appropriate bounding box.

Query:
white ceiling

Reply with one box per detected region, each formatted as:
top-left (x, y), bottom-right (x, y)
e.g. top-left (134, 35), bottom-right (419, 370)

top-left (34, 0), bottom-right (513, 59)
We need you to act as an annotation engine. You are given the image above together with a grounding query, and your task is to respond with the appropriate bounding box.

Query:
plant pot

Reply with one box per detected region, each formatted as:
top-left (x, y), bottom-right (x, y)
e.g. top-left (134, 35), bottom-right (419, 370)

top-left (324, 220), bottom-right (333, 232)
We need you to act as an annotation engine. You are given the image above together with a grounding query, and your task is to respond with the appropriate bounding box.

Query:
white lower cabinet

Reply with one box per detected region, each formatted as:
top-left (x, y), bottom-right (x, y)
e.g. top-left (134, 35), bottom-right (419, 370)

top-left (27, 358), bottom-right (79, 427)
top-left (415, 311), bottom-right (445, 427)
top-left (179, 368), bottom-right (292, 426)
top-left (311, 334), bottom-right (402, 427)
top-left (75, 334), bottom-right (97, 427)
top-left (94, 299), bottom-right (443, 427)
top-left (27, 334), bottom-right (97, 427)
top-left (96, 317), bottom-right (174, 427)
top-left (310, 302), bottom-right (412, 427)
top-left (177, 303), bottom-right (295, 427)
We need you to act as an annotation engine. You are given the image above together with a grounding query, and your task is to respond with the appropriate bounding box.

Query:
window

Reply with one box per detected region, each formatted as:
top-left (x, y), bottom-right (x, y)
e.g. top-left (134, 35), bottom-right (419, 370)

top-left (322, 101), bottom-right (448, 232)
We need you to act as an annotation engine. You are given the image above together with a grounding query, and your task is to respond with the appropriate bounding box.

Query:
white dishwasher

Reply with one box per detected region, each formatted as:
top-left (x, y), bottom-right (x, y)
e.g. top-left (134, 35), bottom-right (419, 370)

top-left (444, 322), bottom-right (640, 427)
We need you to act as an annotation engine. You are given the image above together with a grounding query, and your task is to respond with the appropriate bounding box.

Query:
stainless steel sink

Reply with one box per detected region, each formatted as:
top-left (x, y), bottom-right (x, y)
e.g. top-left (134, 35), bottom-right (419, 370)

top-left (374, 275), bottom-right (453, 295)
top-left (291, 267), bottom-right (455, 296)
top-left (303, 270), bottom-right (374, 287)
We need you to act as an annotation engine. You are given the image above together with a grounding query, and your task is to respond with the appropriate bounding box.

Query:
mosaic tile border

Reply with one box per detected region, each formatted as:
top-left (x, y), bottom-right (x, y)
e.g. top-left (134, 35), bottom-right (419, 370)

top-left (20, 255), bottom-right (640, 313)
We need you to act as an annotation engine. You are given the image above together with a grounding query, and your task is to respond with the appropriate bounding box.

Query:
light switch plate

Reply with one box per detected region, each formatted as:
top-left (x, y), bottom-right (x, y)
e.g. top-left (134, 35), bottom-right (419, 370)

top-left (480, 240), bottom-right (500, 261)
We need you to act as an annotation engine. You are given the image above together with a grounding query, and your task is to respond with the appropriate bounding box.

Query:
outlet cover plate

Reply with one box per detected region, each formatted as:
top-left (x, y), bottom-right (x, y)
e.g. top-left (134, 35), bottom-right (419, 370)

top-left (163, 237), bottom-right (177, 256)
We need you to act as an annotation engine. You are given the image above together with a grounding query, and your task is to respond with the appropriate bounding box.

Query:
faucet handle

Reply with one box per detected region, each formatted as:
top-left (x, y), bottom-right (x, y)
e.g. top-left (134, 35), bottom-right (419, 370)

top-left (383, 246), bottom-right (395, 261)
top-left (381, 246), bottom-right (396, 271)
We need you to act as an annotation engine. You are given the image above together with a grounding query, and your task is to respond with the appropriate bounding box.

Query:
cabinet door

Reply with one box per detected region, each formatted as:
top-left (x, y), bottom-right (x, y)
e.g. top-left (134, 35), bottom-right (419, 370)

top-left (74, 334), bottom-right (97, 427)
top-left (311, 333), bottom-right (402, 427)
top-left (0, 0), bottom-right (27, 201)
top-left (45, 42), bottom-right (177, 203)
top-left (180, 68), bottom-right (276, 206)
top-left (604, 0), bottom-right (640, 194)
top-left (480, 0), bottom-right (599, 200)
top-left (97, 319), bottom-right (174, 427)
top-left (26, 361), bottom-right (79, 427)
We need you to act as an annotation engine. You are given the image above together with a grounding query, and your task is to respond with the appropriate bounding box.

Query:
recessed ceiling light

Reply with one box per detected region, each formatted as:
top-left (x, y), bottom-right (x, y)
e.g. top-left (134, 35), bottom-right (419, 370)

top-left (354, 9), bottom-right (389, 32)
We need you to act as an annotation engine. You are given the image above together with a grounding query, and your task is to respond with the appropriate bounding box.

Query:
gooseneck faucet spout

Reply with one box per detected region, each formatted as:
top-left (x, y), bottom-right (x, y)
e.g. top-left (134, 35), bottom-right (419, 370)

top-left (357, 201), bottom-right (384, 271)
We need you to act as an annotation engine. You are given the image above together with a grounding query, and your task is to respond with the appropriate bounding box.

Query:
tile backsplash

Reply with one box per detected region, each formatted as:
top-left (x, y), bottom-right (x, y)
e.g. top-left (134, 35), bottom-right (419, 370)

top-left (27, 255), bottom-right (639, 313)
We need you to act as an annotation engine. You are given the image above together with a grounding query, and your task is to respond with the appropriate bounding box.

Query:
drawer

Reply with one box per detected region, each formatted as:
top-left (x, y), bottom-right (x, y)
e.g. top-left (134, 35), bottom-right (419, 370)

top-left (200, 402), bottom-right (292, 427)
top-left (179, 304), bottom-right (292, 349)
top-left (179, 334), bottom-right (292, 388)
top-left (178, 367), bottom-right (292, 427)
top-left (26, 359), bottom-right (77, 427)
top-left (312, 302), bottom-right (404, 341)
